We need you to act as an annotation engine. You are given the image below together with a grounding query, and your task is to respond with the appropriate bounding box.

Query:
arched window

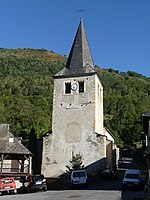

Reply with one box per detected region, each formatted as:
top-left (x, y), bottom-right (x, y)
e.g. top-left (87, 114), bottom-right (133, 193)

top-left (65, 82), bottom-right (71, 94)
top-left (78, 81), bottom-right (84, 93)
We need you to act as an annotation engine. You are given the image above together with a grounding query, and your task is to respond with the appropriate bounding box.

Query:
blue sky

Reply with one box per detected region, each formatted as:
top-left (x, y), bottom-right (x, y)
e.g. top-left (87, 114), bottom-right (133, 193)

top-left (0, 0), bottom-right (150, 77)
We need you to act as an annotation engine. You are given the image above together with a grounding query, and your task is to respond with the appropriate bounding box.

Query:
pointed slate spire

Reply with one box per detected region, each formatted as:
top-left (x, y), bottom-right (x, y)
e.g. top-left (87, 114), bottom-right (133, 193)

top-left (66, 19), bottom-right (94, 70)
top-left (54, 19), bottom-right (95, 77)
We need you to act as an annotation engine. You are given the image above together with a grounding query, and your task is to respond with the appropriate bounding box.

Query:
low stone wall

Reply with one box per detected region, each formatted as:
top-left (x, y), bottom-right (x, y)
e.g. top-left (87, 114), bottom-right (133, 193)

top-left (46, 177), bottom-right (64, 190)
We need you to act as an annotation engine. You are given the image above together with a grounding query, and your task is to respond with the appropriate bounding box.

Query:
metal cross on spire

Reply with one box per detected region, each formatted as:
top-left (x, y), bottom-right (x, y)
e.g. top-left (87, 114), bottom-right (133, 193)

top-left (78, 6), bottom-right (86, 19)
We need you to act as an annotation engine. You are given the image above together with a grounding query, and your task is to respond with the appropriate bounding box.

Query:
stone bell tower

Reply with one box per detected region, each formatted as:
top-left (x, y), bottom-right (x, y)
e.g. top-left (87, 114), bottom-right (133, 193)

top-left (42, 19), bottom-right (106, 177)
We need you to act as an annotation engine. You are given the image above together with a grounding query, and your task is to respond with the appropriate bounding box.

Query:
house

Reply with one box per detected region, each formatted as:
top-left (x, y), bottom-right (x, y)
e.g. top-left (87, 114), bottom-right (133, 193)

top-left (142, 112), bottom-right (150, 183)
top-left (41, 19), bottom-right (119, 178)
top-left (0, 124), bottom-right (32, 177)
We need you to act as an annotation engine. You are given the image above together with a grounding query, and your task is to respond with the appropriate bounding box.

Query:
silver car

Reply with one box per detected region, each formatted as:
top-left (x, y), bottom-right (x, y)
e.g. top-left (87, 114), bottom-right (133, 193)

top-left (71, 170), bottom-right (88, 188)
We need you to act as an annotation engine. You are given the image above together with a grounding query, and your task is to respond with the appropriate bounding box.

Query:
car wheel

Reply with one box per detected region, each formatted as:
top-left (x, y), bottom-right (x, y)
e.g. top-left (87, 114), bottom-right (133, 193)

top-left (10, 190), bottom-right (14, 194)
top-left (1, 191), bottom-right (6, 195)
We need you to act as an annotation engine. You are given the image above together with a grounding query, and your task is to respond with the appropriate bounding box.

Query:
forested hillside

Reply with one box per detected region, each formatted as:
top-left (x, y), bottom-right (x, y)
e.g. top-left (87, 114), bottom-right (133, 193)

top-left (96, 67), bottom-right (150, 148)
top-left (0, 48), bottom-right (149, 148)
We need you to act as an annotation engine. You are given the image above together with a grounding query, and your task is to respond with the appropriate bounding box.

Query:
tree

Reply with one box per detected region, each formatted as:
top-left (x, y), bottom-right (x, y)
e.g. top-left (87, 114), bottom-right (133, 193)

top-left (66, 153), bottom-right (84, 172)
top-left (28, 127), bottom-right (38, 174)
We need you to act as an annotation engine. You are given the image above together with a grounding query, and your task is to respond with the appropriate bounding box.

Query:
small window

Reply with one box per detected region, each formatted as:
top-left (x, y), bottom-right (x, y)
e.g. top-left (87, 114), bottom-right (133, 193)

top-left (65, 82), bottom-right (71, 94)
top-left (78, 81), bottom-right (84, 93)
top-left (72, 172), bottom-right (86, 177)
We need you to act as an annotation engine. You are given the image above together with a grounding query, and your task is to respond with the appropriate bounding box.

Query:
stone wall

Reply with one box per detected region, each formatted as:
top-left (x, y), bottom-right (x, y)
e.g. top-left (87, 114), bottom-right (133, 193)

top-left (42, 74), bottom-right (106, 177)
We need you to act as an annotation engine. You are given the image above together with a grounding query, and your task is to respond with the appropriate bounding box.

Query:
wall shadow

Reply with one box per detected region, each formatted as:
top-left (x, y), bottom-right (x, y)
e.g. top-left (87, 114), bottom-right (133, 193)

top-left (45, 157), bottom-right (126, 191)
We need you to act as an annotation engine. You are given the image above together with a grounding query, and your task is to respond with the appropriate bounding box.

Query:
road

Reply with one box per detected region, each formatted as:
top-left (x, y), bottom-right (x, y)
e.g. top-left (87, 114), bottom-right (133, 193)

top-left (0, 190), bottom-right (122, 200)
top-left (0, 189), bottom-right (149, 200)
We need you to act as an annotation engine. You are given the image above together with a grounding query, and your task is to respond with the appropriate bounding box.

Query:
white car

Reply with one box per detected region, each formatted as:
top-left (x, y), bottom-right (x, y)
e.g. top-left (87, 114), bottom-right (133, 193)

top-left (122, 169), bottom-right (143, 190)
top-left (71, 170), bottom-right (88, 187)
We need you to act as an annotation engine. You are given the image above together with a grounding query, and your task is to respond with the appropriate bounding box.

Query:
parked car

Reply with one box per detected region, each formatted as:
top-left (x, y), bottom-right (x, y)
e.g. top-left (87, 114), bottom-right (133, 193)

top-left (71, 169), bottom-right (88, 188)
top-left (118, 157), bottom-right (133, 167)
top-left (0, 177), bottom-right (17, 195)
top-left (24, 174), bottom-right (47, 192)
top-left (122, 169), bottom-right (143, 190)
top-left (100, 168), bottom-right (117, 180)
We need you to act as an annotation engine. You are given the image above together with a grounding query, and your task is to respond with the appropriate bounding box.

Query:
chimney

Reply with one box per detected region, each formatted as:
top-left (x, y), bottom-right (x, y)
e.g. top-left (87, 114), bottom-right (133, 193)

top-left (0, 124), bottom-right (9, 139)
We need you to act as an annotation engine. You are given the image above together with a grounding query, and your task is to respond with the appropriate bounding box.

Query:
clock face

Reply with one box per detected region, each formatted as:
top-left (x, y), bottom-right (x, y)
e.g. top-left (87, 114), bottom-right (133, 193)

top-left (71, 83), bottom-right (78, 91)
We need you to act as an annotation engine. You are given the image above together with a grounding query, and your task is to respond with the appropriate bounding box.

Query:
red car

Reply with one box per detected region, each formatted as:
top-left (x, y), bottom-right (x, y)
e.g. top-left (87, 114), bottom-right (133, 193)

top-left (0, 177), bottom-right (17, 195)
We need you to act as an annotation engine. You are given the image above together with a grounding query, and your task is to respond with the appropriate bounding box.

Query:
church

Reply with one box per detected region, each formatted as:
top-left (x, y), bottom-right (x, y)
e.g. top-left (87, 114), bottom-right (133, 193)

top-left (41, 19), bottom-right (118, 178)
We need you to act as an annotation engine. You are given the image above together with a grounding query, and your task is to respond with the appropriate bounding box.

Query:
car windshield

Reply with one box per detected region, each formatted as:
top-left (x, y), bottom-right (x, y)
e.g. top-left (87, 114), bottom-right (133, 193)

top-left (125, 174), bottom-right (139, 179)
top-left (73, 172), bottom-right (86, 177)
top-left (32, 175), bottom-right (44, 182)
top-left (1, 179), bottom-right (13, 184)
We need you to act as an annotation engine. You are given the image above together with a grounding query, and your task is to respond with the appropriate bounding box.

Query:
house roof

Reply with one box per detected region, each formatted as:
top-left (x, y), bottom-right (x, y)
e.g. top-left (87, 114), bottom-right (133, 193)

top-left (143, 112), bottom-right (150, 117)
top-left (0, 132), bottom-right (32, 155)
top-left (54, 19), bottom-right (96, 78)
top-left (103, 127), bottom-right (115, 143)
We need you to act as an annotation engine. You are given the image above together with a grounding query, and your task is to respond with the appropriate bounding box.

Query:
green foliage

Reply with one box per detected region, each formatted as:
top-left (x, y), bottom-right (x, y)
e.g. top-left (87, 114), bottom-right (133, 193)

top-left (0, 48), bottom-right (66, 145)
top-left (0, 48), bottom-right (149, 150)
top-left (66, 153), bottom-right (84, 172)
top-left (127, 70), bottom-right (145, 78)
top-left (96, 67), bottom-right (150, 148)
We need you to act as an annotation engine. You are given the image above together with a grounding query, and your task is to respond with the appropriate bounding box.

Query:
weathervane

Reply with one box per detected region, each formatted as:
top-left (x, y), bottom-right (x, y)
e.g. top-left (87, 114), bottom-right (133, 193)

top-left (78, 6), bottom-right (86, 19)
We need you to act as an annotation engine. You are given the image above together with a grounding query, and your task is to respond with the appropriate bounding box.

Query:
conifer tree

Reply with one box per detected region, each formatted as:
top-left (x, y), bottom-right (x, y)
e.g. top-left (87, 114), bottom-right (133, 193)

top-left (66, 153), bottom-right (84, 172)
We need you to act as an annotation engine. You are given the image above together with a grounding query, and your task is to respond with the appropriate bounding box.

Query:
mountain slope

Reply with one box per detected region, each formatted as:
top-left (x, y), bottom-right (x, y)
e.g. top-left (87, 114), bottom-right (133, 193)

top-left (0, 48), bottom-right (149, 148)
